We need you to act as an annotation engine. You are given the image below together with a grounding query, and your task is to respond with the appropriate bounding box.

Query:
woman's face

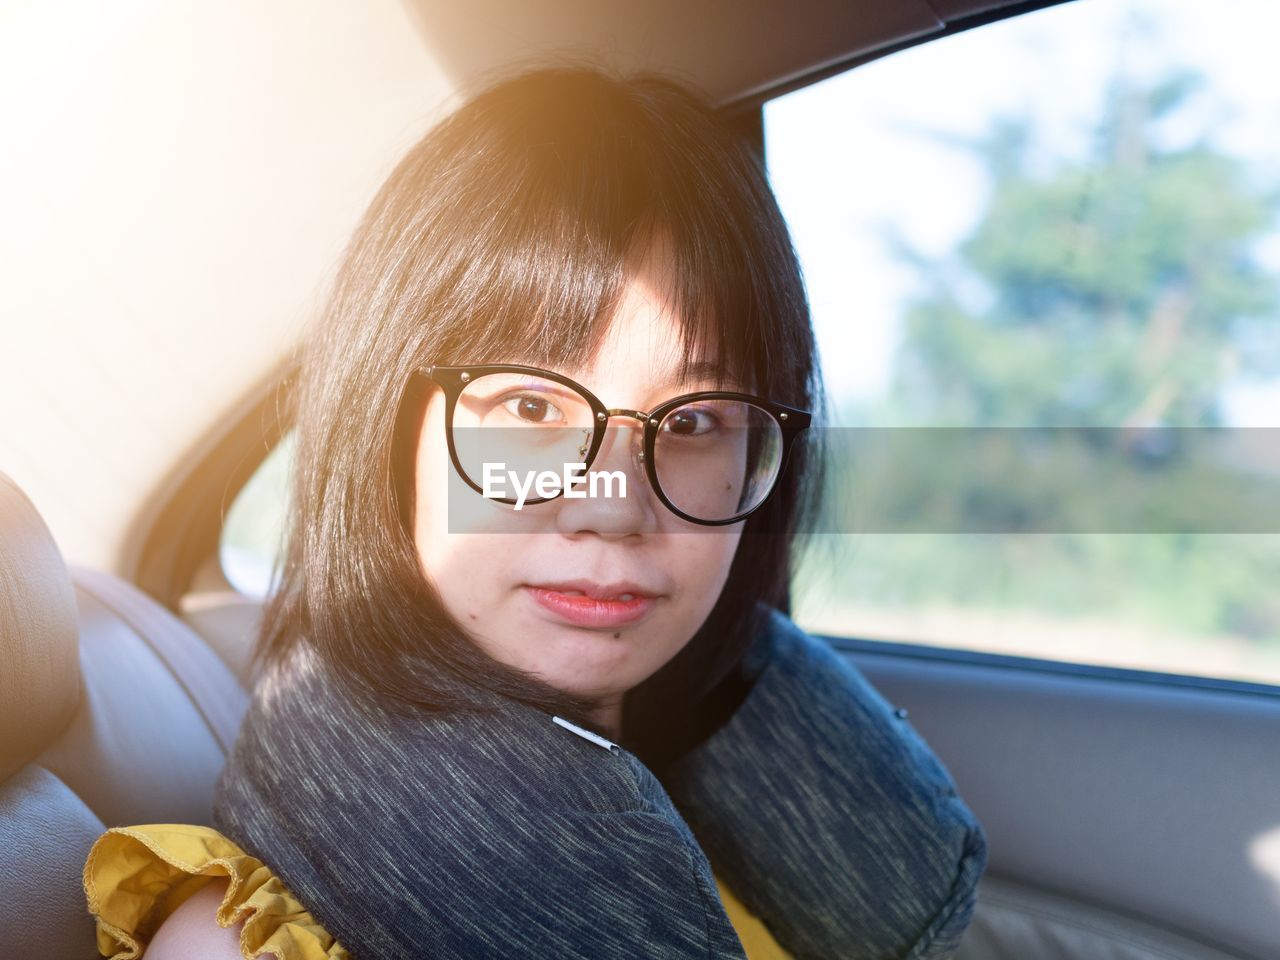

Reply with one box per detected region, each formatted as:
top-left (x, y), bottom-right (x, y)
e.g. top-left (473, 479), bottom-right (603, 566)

top-left (411, 249), bottom-right (743, 732)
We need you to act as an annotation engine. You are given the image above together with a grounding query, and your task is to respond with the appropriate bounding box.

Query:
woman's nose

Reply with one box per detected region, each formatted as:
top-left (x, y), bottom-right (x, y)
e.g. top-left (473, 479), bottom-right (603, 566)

top-left (553, 421), bottom-right (657, 538)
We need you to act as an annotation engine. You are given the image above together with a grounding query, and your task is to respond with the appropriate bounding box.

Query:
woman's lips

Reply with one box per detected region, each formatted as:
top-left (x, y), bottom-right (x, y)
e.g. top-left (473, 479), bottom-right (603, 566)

top-left (525, 584), bottom-right (657, 628)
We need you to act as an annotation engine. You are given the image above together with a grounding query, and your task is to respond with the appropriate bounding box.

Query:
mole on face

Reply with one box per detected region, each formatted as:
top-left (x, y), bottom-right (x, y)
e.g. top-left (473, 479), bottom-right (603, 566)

top-left (613, 632), bottom-right (621, 639)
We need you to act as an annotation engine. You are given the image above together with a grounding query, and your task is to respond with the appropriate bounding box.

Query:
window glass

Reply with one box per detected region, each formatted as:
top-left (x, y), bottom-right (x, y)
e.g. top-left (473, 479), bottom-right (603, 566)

top-left (220, 431), bottom-right (294, 598)
top-left (766, 0), bottom-right (1280, 684)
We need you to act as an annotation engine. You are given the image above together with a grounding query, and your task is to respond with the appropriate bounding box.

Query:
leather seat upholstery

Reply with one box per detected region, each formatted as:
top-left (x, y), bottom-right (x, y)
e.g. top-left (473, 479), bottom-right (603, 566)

top-left (0, 472), bottom-right (250, 958)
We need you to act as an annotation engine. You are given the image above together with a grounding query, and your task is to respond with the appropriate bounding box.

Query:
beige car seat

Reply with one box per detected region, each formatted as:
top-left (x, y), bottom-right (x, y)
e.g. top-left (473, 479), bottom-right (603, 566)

top-left (0, 471), bottom-right (250, 958)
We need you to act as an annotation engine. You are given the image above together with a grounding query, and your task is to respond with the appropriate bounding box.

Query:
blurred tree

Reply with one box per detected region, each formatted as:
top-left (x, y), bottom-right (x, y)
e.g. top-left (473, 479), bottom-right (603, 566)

top-left (891, 69), bottom-right (1280, 428)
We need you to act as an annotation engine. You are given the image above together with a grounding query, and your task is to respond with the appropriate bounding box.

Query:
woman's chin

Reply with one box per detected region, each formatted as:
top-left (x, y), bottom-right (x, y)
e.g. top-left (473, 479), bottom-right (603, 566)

top-left (522, 631), bottom-right (651, 697)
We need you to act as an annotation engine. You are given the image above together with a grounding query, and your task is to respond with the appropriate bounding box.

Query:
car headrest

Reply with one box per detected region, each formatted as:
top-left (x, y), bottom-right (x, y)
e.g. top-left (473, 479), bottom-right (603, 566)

top-left (0, 472), bottom-right (80, 781)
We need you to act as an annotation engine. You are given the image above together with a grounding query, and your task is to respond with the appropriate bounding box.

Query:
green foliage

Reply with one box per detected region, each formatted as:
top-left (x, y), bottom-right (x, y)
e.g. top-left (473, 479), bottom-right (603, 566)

top-left (808, 65), bottom-right (1280, 664)
top-left (893, 71), bottom-right (1279, 427)
top-left (795, 533), bottom-right (1280, 643)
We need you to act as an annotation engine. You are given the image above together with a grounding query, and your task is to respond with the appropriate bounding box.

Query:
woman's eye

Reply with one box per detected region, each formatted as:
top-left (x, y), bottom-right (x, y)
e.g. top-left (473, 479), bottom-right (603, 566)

top-left (502, 394), bottom-right (562, 424)
top-left (663, 407), bottom-right (720, 436)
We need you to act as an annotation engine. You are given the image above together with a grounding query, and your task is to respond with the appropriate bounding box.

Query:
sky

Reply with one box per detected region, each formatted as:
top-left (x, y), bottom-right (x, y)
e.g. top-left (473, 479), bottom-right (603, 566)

top-left (763, 0), bottom-right (1280, 425)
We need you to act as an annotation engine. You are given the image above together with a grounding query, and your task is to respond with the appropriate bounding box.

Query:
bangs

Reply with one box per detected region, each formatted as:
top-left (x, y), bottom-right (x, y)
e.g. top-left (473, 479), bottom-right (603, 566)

top-left (419, 69), bottom-right (791, 397)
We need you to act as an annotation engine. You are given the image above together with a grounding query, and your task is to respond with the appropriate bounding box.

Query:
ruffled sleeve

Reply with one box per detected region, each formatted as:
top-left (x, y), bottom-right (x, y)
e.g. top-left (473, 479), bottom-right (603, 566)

top-left (83, 823), bottom-right (349, 960)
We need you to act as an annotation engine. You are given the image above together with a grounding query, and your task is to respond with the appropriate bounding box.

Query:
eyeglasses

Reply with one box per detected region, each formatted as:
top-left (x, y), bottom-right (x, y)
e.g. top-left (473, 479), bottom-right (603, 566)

top-left (423, 364), bottom-right (811, 525)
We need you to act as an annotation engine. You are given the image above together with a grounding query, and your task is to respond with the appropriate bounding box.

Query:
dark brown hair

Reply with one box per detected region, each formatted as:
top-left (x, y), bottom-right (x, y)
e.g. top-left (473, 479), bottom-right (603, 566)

top-left (256, 65), bottom-right (823, 767)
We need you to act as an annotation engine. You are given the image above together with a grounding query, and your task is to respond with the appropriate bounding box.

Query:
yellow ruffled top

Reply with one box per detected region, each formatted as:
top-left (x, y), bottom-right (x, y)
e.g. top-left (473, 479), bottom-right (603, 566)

top-left (84, 824), bottom-right (348, 960)
top-left (83, 823), bottom-right (791, 960)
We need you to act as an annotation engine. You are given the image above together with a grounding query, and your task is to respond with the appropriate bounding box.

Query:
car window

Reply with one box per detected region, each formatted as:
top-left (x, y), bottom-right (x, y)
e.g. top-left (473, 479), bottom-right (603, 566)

top-left (221, 431), bottom-right (293, 598)
top-left (766, 0), bottom-right (1280, 685)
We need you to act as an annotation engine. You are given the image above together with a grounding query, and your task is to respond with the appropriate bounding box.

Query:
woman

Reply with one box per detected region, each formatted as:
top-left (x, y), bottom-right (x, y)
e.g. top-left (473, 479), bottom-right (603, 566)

top-left (84, 67), bottom-right (986, 959)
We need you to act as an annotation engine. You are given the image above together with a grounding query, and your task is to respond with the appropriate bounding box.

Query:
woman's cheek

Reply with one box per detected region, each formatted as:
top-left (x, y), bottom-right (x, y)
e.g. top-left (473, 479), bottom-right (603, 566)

top-left (672, 529), bottom-right (743, 620)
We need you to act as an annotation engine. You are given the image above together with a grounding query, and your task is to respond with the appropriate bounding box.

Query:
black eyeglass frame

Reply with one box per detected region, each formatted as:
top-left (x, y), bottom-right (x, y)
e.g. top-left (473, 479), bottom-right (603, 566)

top-left (422, 363), bottom-right (812, 526)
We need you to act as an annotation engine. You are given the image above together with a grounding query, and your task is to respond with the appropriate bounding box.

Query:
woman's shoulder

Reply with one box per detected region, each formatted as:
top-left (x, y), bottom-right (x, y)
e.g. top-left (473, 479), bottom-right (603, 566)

top-left (212, 673), bottom-right (733, 954)
top-left (83, 816), bottom-right (751, 959)
top-left (210, 653), bottom-right (762, 955)
top-left (83, 820), bottom-right (790, 960)
top-left (83, 823), bottom-right (349, 959)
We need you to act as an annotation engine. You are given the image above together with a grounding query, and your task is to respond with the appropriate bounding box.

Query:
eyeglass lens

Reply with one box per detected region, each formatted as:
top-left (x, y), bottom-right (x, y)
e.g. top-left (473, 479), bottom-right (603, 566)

top-left (448, 372), bottom-right (784, 522)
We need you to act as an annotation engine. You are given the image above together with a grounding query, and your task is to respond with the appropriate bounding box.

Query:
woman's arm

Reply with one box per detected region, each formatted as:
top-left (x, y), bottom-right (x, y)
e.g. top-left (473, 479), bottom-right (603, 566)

top-left (142, 879), bottom-right (264, 960)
